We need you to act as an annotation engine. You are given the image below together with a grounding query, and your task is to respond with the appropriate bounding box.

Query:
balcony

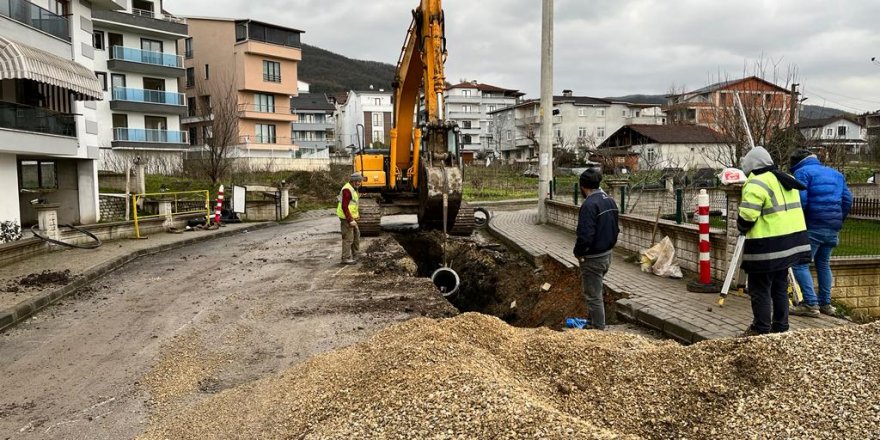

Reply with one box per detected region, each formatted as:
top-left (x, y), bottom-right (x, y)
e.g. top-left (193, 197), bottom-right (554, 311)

top-left (90, 8), bottom-right (187, 37)
top-left (291, 120), bottom-right (334, 131)
top-left (238, 104), bottom-right (296, 122)
top-left (0, 0), bottom-right (69, 41)
top-left (238, 134), bottom-right (295, 149)
top-left (0, 101), bottom-right (78, 155)
top-left (107, 46), bottom-right (184, 77)
top-left (110, 87), bottom-right (186, 115)
top-left (112, 128), bottom-right (188, 150)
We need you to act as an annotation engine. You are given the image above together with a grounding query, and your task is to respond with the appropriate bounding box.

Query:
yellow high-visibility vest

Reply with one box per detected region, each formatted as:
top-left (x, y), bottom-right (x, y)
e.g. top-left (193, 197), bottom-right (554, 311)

top-left (336, 183), bottom-right (359, 220)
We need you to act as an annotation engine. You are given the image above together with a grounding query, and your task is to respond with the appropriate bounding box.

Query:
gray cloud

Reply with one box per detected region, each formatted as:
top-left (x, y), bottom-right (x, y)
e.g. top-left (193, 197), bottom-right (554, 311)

top-left (167, 0), bottom-right (880, 112)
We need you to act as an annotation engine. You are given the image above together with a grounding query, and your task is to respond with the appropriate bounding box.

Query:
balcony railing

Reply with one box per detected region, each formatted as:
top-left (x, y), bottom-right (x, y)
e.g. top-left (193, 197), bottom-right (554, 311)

top-left (0, 101), bottom-right (75, 136)
top-left (263, 73), bottom-right (281, 83)
top-left (239, 134), bottom-right (294, 145)
top-left (0, 0), bottom-right (70, 41)
top-left (111, 46), bottom-right (183, 68)
top-left (113, 128), bottom-right (187, 144)
top-left (112, 87), bottom-right (184, 106)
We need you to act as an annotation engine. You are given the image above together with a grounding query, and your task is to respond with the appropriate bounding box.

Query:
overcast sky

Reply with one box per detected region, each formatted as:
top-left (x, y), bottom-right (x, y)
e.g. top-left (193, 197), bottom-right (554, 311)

top-left (168, 0), bottom-right (880, 113)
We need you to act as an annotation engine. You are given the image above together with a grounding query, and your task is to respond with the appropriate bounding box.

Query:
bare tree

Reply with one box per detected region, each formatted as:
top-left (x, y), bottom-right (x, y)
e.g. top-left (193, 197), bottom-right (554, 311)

top-left (184, 73), bottom-right (241, 185)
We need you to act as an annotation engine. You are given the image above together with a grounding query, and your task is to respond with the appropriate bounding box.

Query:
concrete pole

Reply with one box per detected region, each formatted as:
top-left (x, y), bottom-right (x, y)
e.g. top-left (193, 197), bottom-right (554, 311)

top-left (538, 0), bottom-right (554, 224)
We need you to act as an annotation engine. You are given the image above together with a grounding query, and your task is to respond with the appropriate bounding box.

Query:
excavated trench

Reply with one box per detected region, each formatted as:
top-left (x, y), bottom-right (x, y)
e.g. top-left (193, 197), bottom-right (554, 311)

top-left (391, 231), bottom-right (626, 329)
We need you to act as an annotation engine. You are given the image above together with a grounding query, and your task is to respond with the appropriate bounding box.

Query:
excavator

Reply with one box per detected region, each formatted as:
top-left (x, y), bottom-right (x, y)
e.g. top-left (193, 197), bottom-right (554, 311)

top-left (353, 0), bottom-right (474, 237)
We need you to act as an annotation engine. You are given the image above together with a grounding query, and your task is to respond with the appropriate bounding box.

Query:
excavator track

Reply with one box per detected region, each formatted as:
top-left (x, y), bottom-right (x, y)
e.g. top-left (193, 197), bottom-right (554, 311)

top-left (358, 197), bottom-right (383, 237)
top-left (448, 202), bottom-right (475, 236)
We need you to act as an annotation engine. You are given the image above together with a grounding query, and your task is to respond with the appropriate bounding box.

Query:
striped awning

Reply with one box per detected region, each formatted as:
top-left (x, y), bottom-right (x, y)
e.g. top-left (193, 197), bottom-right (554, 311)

top-left (0, 36), bottom-right (102, 100)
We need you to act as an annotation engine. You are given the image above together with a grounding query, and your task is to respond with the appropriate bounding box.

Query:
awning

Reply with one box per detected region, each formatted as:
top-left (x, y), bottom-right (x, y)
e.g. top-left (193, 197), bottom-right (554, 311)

top-left (0, 36), bottom-right (102, 100)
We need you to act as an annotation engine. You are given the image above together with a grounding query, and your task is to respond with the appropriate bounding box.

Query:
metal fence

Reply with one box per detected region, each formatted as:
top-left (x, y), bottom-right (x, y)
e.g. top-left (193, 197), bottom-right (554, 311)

top-left (618, 187), bottom-right (728, 225)
top-left (850, 197), bottom-right (880, 220)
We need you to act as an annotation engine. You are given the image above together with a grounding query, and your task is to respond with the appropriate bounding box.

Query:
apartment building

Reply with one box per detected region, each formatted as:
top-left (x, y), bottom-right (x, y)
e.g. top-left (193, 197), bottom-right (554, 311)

top-left (291, 92), bottom-right (334, 159)
top-left (334, 89), bottom-right (393, 151)
top-left (489, 90), bottom-right (666, 161)
top-left (180, 17), bottom-right (302, 158)
top-left (0, 0), bottom-right (122, 230)
top-left (91, 0), bottom-right (188, 173)
top-left (445, 81), bottom-right (523, 154)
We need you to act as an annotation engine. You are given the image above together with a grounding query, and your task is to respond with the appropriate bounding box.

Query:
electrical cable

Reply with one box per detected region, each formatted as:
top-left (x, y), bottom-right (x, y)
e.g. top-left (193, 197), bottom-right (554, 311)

top-left (30, 224), bottom-right (102, 249)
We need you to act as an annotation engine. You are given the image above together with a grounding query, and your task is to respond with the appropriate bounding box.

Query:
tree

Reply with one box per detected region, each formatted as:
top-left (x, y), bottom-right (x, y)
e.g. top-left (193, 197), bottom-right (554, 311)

top-left (184, 73), bottom-right (241, 185)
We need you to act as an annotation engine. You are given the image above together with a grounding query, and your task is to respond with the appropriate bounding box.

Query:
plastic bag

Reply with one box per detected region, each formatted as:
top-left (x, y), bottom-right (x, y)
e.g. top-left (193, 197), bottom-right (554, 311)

top-left (639, 236), bottom-right (684, 279)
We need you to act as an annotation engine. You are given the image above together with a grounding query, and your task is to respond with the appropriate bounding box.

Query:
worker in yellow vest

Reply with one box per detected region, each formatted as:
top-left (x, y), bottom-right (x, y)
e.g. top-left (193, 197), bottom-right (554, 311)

top-left (737, 146), bottom-right (811, 336)
top-left (337, 173), bottom-right (363, 264)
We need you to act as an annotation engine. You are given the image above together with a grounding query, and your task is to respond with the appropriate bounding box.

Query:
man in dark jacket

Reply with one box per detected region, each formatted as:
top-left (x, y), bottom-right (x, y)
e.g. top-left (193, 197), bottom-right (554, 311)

top-left (573, 167), bottom-right (619, 330)
top-left (788, 149), bottom-right (853, 317)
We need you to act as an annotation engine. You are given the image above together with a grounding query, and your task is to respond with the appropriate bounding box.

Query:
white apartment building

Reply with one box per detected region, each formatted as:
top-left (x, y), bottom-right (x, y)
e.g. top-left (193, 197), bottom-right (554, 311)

top-left (0, 0), bottom-right (122, 231)
top-left (91, 0), bottom-right (188, 174)
top-left (445, 80), bottom-right (523, 154)
top-left (489, 90), bottom-right (666, 161)
top-left (334, 89), bottom-right (393, 151)
top-left (291, 92), bottom-right (334, 159)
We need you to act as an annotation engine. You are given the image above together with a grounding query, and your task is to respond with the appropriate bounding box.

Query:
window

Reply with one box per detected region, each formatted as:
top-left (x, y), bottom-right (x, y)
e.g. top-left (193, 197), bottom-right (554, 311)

top-left (185, 68), bottom-right (194, 88)
top-left (108, 33), bottom-right (123, 54)
top-left (826, 128), bottom-right (834, 137)
top-left (597, 127), bottom-right (605, 138)
top-left (506, 130), bottom-right (512, 141)
top-left (554, 128), bottom-right (561, 139)
top-left (184, 38), bottom-right (193, 58)
top-left (646, 147), bottom-right (657, 163)
top-left (110, 73), bottom-right (125, 91)
top-left (112, 113), bottom-right (128, 128)
top-left (635, 111), bottom-right (640, 118)
top-left (132, 0), bottom-right (155, 15)
top-left (373, 130), bottom-right (384, 144)
top-left (462, 121), bottom-right (472, 129)
top-left (372, 112), bottom-right (382, 126)
top-left (255, 93), bottom-right (275, 113)
top-left (256, 124), bottom-right (277, 143)
top-left (487, 104), bottom-right (496, 112)
top-left (622, 110), bottom-right (627, 117)
top-left (462, 90), bottom-right (472, 97)
top-left (188, 127), bottom-right (198, 145)
top-left (810, 128), bottom-right (818, 138)
top-left (200, 95), bottom-right (211, 113)
top-left (187, 97), bottom-right (196, 117)
top-left (838, 125), bottom-right (847, 137)
top-left (374, 98), bottom-right (382, 106)
top-left (597, 109), bottom-right (605, 117)
top-left (463, 134), bottom-right (473, 144)
top-left (52, 0), bottom-right (68, 15)
top-left (203, 126), bottom-right (213, 141)
top-left (141, 38), bottom-right (163, 54)
top-left (462, 104), bottom-right (472, 113)
top-left (263, 60), bottom-right (281, 82)
top-left (143, 77), bottom-right (164, 91)
top-left (93, 31), bottom-right (105, 50)
top-left (578, 127), bottom-right (588, 138)
top-left (578, 108), bottom-right (587, 117)
top-left (19, 160), bottom-right (57, 190)
top-left (95, 72), bottom-right (107, 91)
top-left (204, 64), bottom-right (209, 80)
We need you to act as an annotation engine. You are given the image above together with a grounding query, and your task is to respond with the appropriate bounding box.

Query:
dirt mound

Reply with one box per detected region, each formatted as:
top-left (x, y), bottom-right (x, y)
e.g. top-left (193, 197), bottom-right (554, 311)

top-left (139, 314), bottom-right (880, 439)
top-left (16, 270), bottom-right (74, 288)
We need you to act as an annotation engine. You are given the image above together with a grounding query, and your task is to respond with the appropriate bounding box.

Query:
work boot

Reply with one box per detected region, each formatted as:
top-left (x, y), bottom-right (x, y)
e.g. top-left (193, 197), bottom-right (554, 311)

top-left (343, 258), bottom-right (356, 265)
top-left (819, 304), bottom-right (837, 316)
top-left (738, 327), bottom-right (763, 338)
top-left (790, 303), bottom-right (820, 318)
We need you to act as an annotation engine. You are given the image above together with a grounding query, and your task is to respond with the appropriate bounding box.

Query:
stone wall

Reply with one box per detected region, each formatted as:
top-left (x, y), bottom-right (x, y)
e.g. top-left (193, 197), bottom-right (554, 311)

top-left (819, 259), bottom-right (880, 320)
top-left (850, 183), bottom-right (880, 199)
top-left (240, 201), bottom-right (278, 221)
top-left (99, 194), bottom-right (127, 222)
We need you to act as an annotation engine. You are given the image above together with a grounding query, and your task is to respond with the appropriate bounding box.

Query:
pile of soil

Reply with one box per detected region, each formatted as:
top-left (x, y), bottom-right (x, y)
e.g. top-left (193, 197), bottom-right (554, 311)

top-left (139, 313), bottom-right (880, 439)
top-left (9, 270), bottom-right (74, 291)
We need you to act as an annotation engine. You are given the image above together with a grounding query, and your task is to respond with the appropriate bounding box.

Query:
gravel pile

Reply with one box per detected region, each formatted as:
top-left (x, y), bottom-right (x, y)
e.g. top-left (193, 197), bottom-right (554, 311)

top-left (140, 313), bottom-right (880, 439)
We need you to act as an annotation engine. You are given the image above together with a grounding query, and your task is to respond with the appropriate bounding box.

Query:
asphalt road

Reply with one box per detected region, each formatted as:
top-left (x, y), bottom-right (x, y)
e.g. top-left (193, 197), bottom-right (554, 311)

top-left (0, 217), bottom-right (454, 439)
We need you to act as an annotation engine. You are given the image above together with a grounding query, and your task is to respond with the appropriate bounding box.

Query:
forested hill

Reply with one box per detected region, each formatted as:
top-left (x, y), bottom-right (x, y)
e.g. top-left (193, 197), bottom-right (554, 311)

top-left (299, 44), bottom-right (395, 94)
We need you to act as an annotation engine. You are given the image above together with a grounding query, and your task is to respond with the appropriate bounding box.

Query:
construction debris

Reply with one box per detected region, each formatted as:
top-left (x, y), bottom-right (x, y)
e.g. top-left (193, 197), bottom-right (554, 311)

top-left (541, 283), bottom-right (552, 292)
top-left (140, 313), bottom-right (880, 439)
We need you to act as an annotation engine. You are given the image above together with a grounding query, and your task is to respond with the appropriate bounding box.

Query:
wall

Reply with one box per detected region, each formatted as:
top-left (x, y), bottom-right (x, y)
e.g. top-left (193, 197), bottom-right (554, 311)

top-left (850, 183), bottom-right (880, 199)
top-left (826, 258), bottom-right (880, 320)
top-left (0, 154), bottom-right (19, 225)
top-left (623, 188), bottom-right (728, 218)
top-left (100, 194), bottom-right (127, 221)
top-left (18, 159), bottom-right (81, 226)
top-left (240, 200), bottom-right (277, 221)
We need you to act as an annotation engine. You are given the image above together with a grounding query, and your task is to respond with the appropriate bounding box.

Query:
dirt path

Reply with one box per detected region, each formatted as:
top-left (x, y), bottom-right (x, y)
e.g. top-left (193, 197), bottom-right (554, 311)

top-left (0, 217), bottom-right (455, 439)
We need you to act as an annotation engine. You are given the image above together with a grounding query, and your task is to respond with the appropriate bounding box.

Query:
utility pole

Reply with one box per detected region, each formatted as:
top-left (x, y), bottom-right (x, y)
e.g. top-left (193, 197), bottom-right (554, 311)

top-left (538, 0), bottom-right (554, 224)
top-left (789, 83), bottom-right (800, 130)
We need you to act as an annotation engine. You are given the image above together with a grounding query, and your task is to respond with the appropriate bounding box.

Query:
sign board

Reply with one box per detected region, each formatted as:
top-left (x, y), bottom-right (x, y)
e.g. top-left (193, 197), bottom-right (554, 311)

top-left (232, 185), bottom-right (246, 214)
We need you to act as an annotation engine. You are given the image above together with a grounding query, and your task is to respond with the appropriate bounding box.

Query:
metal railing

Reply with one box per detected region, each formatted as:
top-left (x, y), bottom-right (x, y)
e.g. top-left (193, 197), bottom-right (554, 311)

top-left (131, 190), bottom-right (209, 239)
top-left (0, 0), bottom-right (69, 40)
top-left (263, 73), bottom-right (281, 82)
top-left (836, 218), bottom-right (880, 258)
top-left (112, 87), bottom-right (185, 106)
top-left (239, 134), bottom-right (294, 145)
top-left (113, 128), bottom-right (187, 144)
top-left (111, 46), bottom-right (183, 68)
top-left (0, 101), bottom-right (75, 136)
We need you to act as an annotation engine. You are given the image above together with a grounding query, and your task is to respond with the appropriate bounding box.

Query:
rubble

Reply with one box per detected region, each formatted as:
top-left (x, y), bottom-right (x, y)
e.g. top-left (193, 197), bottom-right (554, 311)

top-left (139, 313), bottom-right (880, 439)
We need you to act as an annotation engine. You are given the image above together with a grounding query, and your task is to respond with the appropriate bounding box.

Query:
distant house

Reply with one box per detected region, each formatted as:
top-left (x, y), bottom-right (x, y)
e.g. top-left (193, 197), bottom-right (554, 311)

top-left (334, 89), bottom-right (393, 151)
top-left (598, 125), bottom-right (730, 171)
top-left (291, 93), bottom-right (335, 159)
top-left (445, 81), bottom-right (523, 155)
top-left (797, 116), bottom-right (869, 161)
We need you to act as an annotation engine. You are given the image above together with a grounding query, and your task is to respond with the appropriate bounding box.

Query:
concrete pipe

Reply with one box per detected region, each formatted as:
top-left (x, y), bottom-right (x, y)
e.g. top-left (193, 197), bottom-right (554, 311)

top-left (431, 267), bottom-right (460, 298)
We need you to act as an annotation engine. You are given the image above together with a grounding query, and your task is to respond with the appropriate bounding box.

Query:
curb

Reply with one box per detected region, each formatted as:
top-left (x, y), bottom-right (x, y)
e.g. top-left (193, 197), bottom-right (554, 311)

top-left (0, 222), bottom-right (279, 333)
top-left (486, 218), bottom-right (546, 268)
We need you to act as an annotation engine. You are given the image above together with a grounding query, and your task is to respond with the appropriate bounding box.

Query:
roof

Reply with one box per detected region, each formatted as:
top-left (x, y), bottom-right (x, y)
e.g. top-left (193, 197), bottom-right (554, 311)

top-left (670, 76), bottom-right (790, 97)
top-left (448, 81), bottom-right (524, 97)
top-left (182, 16), bottom-right (304, 33)
top-left (601, 124), bottom-right (728, 147)
top-left (796, 116), bottom-right (863, 129)
top-left (492, 95), bottom-right (612, 113)
top-left (290, 93), bottom-right (335, 111)
top-left (0, 36), bottom-right (102, 100)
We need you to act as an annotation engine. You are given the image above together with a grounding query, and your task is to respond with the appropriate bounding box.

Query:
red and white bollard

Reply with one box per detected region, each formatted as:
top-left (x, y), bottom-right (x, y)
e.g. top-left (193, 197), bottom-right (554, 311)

top-left (214, 184), bottom-right (224, 225)
top-left (687, 189), bottom-right (722, 292)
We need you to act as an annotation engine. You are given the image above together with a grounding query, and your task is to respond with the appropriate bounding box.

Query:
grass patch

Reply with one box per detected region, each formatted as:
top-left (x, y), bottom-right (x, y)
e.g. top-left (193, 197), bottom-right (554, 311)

top-left (836, 219), bottom-right (880, 257)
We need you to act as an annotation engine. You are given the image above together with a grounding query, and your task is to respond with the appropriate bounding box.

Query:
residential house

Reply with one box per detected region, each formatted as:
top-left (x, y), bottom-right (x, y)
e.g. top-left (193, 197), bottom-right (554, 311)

top-left (797, 116), bottom-right (869, 161)
top-left (91, 0), bottom-right (189, 173)
top-left (665, 76), bottom-right (794, 143)
top-left (598, 124), bottom-right (729, 172)
top-left (445, 80), bottom-right (523, 155)
top-left (334, 89), bottom-right (393, 151)
top-left (489, 90), bottom-right (666, 162)
top-left (179, 17), bottom-right (302, 159)
top-left (291, 92), bottom-right (334, 159)
top-left (0, 0), bottom-right (122, 230)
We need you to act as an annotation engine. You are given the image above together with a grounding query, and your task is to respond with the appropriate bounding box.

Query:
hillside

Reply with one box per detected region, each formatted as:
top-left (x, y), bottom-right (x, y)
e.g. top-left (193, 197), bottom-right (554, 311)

top-left (299, 44), bottom-right (395, 94)
top-left (603, 94), bottom-right (667, 105)
top-left (604, 94), bottom-right (848, 119)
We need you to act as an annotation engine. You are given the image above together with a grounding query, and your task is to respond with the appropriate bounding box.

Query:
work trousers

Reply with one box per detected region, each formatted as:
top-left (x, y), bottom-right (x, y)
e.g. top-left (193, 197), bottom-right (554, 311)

top-left (340, 219), bottom-right (360, 260)
top-left (747, 269), bottom-right (790, 334)
top-left (579, 253), bottom-right (612, 330)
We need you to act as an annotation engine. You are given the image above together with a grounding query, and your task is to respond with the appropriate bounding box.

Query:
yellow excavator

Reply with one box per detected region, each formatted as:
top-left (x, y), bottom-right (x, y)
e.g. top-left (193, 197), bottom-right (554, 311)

top-left (354, 0), bottom-right (473, 236)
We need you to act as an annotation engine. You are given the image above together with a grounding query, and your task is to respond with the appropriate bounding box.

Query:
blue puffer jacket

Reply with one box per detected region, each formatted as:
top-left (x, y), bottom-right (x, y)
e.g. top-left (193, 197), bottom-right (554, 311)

top-left (790, 156), bottom-right (852, 231)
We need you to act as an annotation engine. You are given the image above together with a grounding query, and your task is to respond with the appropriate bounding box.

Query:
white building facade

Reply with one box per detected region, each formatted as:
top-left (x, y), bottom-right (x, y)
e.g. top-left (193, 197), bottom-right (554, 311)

top-left (0, 0), bottom-right (123, 232)
top-left (291, 93), bottom-right (334, 159)
top-left (91, 0), bottom-right (188, 174)
top-left (445, 81), bottom-right (522, 154)
top-left (797, 116), bottom-right (869, 159)
top-left (335, 89), bottom-right (393, 151)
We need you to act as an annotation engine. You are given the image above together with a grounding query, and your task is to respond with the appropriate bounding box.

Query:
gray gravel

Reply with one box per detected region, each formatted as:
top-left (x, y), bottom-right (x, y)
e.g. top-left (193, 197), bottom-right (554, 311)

top-left (139, 313), bottom-right (880, 439)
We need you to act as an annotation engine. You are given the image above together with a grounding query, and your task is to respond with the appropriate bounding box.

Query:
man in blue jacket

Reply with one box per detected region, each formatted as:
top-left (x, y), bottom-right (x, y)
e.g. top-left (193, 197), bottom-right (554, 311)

top-left (788, 149), bottom-right (853, 317)
top-left (573, 167), bottom-right (619, 330)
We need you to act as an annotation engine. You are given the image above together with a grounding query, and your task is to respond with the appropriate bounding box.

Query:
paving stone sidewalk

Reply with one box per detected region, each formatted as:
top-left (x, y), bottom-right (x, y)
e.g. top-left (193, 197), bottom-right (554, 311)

top-left (489, 209), bottom-right (850, 343)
